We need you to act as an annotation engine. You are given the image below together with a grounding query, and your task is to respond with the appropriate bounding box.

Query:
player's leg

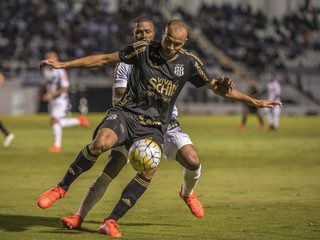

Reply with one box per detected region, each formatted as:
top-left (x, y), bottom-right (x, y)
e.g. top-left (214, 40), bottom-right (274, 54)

top-left (38, 113), bottom-right (125, 209)
top-left (164, 123), bottom-right (204, 218)
top-left (256, 109), bottom-right (266, 130)
top-left (263, 108), bottom-right (274, 129)
top-left (61, 148), bottom-right (128, 229)
top-left (272, 105), bottom-right (281, 130)
top-left (59, 115), bottom-right (90, 128)
top-left (49, 104), bottom-right (67, 152)
top-left (238, 105), bottom-right (249, 129)
top-left (50, 117), bottom-right (63, 152)
top-left (98, 124), bottom-right (164, 237)
top-left (99, 170), bottom-right (156, 237)
top-left (0, 121), bottom-right (15, 147)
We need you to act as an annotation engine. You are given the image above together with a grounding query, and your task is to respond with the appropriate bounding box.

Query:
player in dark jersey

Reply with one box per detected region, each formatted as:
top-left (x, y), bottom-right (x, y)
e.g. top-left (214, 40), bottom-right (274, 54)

top-left (237, 79), bottom-right (266, 130)
top-left (38, 19), bottom-right (282, 237)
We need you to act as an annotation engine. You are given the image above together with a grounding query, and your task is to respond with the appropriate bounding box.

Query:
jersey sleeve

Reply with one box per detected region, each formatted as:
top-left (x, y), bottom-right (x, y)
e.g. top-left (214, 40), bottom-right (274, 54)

top-left (113, 62), bottom-right (131, 89)
top-left (118, 41), bottom-right (148, 65)
top-left (188, 55), bottom-right (212, 88)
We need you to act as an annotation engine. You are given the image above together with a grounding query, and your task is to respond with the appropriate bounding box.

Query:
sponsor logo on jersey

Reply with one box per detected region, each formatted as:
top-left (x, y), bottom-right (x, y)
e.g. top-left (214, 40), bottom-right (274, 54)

top-left (148, 77), bottom-right (178, 101)
top-left (174, 65), bottom-right (184, 76)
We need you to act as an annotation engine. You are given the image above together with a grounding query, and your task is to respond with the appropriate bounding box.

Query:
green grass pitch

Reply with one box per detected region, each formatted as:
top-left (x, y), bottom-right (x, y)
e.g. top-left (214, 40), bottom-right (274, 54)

top-left (0, 114), bottom-right (319, 240)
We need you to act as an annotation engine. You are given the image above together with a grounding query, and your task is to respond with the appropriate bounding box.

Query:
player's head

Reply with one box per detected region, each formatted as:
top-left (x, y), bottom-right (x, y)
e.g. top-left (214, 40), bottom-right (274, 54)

top-left (45, 51), bottom-right (59, 60)
top-left (132, 16), bottom-right (155, 42)
top-left (161, 19), bottom-right (188, 59)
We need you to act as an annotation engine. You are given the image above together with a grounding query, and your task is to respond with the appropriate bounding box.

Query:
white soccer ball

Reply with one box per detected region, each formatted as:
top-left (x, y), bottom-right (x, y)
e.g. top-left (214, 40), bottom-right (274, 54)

top-left (128, 138), bottom-right (162, 173)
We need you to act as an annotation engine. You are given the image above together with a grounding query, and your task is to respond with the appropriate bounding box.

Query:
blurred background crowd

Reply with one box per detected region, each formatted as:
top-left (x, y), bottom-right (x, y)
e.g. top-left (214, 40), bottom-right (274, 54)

top-left (0, 0), bottom-right (319, 115)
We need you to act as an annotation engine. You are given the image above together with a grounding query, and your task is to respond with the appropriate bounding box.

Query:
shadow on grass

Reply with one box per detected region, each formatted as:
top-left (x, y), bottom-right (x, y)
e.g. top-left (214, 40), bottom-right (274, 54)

top-left (0, 214), bottom-right (186, 233)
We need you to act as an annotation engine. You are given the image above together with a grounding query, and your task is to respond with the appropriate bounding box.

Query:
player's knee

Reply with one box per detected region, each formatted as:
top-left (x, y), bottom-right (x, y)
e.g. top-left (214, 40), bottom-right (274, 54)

top-left (90, 138), bottom-right (112, 155)
top-left (188, 152), bottom-right (201, 170)
top-left (181, 150), bottom-right (201, 171)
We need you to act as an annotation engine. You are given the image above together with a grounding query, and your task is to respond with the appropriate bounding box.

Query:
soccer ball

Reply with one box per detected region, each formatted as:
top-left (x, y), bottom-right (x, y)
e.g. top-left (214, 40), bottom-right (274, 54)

top-left (128, 138), bottom-right (162, 173)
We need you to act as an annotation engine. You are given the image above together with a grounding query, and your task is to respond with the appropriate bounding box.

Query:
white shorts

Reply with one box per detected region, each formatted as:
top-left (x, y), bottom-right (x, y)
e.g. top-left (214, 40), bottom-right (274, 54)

top-left (163, 125), bottom-right (193, 161)
top-left (112, 125), bottom-right (193, 162)
top-left (49, 101), bottom-right (68, 119)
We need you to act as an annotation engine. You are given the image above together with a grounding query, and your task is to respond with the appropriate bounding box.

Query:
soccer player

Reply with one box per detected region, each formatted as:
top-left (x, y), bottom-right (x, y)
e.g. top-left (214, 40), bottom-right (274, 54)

top-left (40, 52), bottom-right (90, 152)
top-left (263, 74), bottom-right (282, 130)
top-left (0, 72), bottom-right (15, 147)
top-left (38, 19), bottom-right (282, 237)
top-left (60, 17), bottom-right (204, 231)
top-left (237, 79), bottom-right (266, 130)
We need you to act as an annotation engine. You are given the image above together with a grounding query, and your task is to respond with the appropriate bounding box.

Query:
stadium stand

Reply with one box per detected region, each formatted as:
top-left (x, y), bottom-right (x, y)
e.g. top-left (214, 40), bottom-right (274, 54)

top-left (0, 0), bottom-right (319, 115)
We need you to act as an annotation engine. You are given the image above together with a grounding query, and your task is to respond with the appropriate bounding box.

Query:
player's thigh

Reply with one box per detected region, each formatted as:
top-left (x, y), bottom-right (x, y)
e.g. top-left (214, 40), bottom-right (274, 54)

top-left (163, 126), bottom-right (193, 161)
top-left (49, 102), bottom-right (68, 119)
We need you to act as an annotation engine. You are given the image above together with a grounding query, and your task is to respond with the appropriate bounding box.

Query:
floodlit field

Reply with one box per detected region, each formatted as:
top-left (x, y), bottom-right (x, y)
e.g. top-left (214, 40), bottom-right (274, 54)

top-left (0, 114), bottom-right (319, 240)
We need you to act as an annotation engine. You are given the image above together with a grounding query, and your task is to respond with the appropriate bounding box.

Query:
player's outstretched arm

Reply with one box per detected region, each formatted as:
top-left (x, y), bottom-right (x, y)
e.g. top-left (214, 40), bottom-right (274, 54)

top-left (39, 52), bottom-right (120, 69)
top-left (210, 79), bottom-right (282, 108)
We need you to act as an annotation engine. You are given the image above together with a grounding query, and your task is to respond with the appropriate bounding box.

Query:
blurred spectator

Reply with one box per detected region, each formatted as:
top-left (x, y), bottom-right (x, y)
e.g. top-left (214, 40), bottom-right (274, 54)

top-left (237, 79), bottom-right (266, 131)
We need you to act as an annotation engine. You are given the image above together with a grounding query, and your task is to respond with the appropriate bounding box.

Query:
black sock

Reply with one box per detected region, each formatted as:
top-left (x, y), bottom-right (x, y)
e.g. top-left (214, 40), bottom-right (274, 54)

top-left (106, 174), bottom-right (151, 221)
top-left (58, 145), bottom-right (98, 191)
top-left (0, 122), bottom-right (10, 136)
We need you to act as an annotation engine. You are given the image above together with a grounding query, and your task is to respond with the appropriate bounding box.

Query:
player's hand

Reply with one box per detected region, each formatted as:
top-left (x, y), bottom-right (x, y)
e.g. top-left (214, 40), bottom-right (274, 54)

top-left (217, 76), bottom-right (234, 92)
top-left (41, 92), bottom-right (54, 102)
top-left (256, 100), bottom-right (283, 108)
top-left (39, 59), bottom-right (63, 69)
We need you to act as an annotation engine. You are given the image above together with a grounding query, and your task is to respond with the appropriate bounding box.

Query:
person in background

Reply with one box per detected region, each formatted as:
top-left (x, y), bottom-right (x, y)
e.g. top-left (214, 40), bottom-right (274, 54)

top-left (264, 74), bottom-right (282, 130)
top-left (0, 72), bottom-right (15, 147)
top-left (237, 79), bottom-right (266, 130)
top-left (40, 52), bottom-right (90, 152)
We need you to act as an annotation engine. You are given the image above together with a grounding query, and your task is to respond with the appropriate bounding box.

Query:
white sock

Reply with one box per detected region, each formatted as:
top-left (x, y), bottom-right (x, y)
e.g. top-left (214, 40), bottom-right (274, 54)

top-left (52, 123), bottom-right (62, 147)
top-left (76, 172), bottom-right (113, 219)
top-left (59, 118), bottom-right (80, 128)
top-left (182, 164), bottom-right (201, 196)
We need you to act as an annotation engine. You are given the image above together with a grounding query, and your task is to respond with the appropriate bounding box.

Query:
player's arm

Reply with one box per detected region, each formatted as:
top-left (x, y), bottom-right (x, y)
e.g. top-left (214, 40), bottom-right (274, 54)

top-left (39, 52), bottom-right (120, 69)
top-left (41, 87), bottom-right (69, 102)
top-left (210, 79), bottom-right (282, 108)
top-left (112, 87), bottom-right (126, 106)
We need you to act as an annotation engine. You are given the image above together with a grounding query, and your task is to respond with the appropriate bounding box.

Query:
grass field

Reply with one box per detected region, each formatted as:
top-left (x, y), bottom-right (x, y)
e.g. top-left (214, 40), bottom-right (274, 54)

top-left (0, 114), bottom-right (319, 240)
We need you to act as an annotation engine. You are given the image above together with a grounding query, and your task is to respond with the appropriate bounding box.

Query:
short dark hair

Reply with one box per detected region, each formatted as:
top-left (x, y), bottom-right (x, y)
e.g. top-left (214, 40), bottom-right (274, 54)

top-left (132, 16), bottom-right (154, 27)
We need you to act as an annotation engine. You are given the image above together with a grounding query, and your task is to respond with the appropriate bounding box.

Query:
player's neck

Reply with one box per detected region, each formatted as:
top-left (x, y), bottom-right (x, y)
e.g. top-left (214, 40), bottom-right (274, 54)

top-left (159, 49), bottom-right (178, 62)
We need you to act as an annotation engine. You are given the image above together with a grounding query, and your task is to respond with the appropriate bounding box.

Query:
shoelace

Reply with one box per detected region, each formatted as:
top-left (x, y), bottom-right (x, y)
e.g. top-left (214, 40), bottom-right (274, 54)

top-left (47, 187), bottom-right (63, 200)
top-left (185, 195), bottom-right (201, 209)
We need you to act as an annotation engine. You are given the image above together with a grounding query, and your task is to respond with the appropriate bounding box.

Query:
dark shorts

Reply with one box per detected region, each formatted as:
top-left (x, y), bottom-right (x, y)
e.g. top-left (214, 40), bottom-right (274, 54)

top-left (93, 108), bottom-right (164, 150)
top-left (243, 104), bottom-right (258, 113)
top-left (248, 106), bottom-right (258, 113)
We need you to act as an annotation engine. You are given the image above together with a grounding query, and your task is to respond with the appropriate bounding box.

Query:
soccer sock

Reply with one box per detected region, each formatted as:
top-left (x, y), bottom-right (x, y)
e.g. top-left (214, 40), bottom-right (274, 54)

top-left (77, 172), bottom-right (113, 219)
top-left (106, 174), bottom-right (150, 221)
top-left (59, 118), bottom-right (80, 128)
top-left (58, 145), bottom-right (98, 191)
top-left (0, 121), bottom-right (10, 136)
top-left (182, 164), bottom-right (201, 196)
top-left (52, 123), bottom-right (62, 147)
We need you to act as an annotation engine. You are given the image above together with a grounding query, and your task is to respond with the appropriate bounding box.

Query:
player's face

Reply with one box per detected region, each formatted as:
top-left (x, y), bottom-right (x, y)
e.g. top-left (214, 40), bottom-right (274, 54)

top-left (160, 28), bottom-right (187, 59)
top-left (132, 21), bottom-right (155, 42)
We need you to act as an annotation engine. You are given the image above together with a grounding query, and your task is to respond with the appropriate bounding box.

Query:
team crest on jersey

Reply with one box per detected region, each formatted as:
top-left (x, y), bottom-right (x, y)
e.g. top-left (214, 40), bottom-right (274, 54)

top-left (174, 65), bottom-right (184, 77)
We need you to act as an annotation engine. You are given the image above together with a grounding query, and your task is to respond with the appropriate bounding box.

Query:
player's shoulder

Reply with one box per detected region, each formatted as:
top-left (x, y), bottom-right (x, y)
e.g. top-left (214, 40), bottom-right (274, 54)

top-left (179, 48), bottom-right (204, 65)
